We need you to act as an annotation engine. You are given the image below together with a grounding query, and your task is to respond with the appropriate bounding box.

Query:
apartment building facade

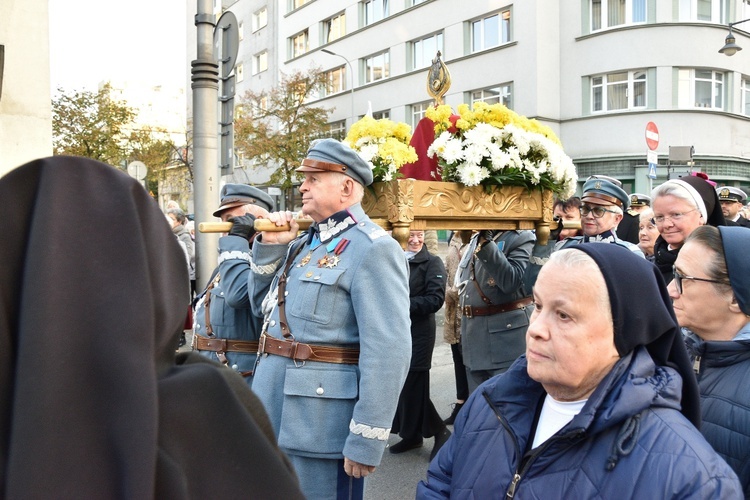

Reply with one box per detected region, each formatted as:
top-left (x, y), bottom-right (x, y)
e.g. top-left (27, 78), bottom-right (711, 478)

top-left (208, 0), bottom-right (750, 195)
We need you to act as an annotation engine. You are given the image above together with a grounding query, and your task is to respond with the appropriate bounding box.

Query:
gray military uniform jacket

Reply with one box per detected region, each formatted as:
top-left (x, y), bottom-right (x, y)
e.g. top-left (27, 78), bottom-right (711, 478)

top-left (558, 230), bottom-right (644, 257)
top-left (192, 234), bottom-right (265, 383)
top-left (248, 203), bottom-right (411, 467)
top-left (457, 231), bottom-right (535, 373)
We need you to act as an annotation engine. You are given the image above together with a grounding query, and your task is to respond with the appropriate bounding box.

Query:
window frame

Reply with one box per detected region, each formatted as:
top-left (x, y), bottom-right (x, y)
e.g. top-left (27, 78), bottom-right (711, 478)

top-left (291, 29), bottom-right (310, 58)
top-left (470, 8), bottom-right (511, 53)
top-left (364, 50), bottom-right (390, 83)
top-left (590, 70), bottom-right (648, 113)
top-left (323, 12), bottom-right (346, 43)
top-left (742, 77), bottom-right (750, 116)
top-left (322, 66), bottom-right (347, 96)
top-left (363, 0), bottom-right (390, 26)
top-left (470, 83), bottom-right (513, 108)
top-left (590, 0), bottom-right (647, 31)
top-left (410, 31), bottom-right (444, 71)
top-left (252, 51), bottom-right (268, 75)
top-left (677, 68), bottom-right (725, 110)
top-left (677, 0), bottom-right (727, 23)
top-left (409, 100), bottom-right (433, 126)
top-left (252, 7), bottom-right (267, 32)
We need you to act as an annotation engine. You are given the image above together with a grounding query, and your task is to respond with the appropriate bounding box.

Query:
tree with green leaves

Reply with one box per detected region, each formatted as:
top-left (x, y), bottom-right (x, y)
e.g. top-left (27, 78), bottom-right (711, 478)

top-left (52, 83), bottom-right (138, 165)
top-left (234, 68), bottom-right (332, 204)
top-left (52, 83), bottom-right (188, 200)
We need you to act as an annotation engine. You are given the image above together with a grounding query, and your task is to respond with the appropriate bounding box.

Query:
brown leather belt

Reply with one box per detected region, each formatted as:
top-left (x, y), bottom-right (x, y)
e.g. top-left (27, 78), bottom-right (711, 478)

top-left (258, 334), bottom-right (359, 365)
top-left (462, 296), bottom-right (534, 318)
top-left (193, 335), bottom-right (260, 354)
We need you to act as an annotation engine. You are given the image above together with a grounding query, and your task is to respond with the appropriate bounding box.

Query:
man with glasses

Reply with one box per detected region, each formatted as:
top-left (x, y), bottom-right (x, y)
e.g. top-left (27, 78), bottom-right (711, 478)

top-left (559, 176), bottom-right (644, 256)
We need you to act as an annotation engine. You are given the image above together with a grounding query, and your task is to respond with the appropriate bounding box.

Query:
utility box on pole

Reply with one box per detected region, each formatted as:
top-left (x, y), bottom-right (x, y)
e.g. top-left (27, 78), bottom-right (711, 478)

top-left (214, 11), bottom-right (239, 175)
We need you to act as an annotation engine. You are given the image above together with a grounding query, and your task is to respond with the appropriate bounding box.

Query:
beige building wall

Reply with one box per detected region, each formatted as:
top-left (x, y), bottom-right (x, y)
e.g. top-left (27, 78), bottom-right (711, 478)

top-left (0, 0), bottom-right (53, 177)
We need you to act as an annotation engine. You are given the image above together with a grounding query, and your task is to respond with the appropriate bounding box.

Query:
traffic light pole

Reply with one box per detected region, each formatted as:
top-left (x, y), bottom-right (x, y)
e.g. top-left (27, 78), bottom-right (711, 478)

top-left (191, 0), bottom-right (220, 291)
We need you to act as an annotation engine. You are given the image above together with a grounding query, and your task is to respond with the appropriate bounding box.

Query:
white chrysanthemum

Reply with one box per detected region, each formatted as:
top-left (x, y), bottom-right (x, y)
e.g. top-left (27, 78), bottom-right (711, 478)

top-left (441, 138), bottom-right (465, 164)
top-left (464, 123), bottom-right (499, 146)
top-left (357, 144), bottom-right (379, 163)
top-left (457, 163), bottom-right (490, 187)
top-left (463, 142), bottom-right (487, 167)
top-left (427, 131), bottom-right (452, 158)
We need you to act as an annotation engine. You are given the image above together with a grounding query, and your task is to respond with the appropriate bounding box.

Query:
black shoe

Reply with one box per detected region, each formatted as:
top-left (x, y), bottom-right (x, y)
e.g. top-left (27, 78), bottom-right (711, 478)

top-left (178, 333), bottom-right (187, 348)
top-left (443, 402), bottom-right (464, 425)
top-left (389, 438), bottom-right (423, 454)
top-left (430, 427), bottom-right (451, 461)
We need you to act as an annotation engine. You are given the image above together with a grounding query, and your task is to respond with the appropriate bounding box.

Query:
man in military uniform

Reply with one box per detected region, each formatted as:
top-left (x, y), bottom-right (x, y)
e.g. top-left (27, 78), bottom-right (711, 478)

top-left (717, 186), bottom-right (750, 228)
top-left (191, 184), bottom-right (273, 385)
top-left (616, 192), bottom-right (651, 244)
top-left (235, 139), bottom-right (411, 499)
top-left (559, 175), bottom-right (644, 256)
top-left (456, 226), bottom-right (535, 393)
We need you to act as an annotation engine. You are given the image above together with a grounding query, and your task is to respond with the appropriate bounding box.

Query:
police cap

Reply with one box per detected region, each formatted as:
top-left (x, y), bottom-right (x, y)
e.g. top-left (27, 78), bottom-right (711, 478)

top-left (629, 193), bottom-right (651, 207)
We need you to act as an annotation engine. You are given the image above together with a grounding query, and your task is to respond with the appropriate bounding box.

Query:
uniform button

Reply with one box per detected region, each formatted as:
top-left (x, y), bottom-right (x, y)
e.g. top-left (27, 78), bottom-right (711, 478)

top-left (231, 364), bottom-right (238, 370)
top-left (314, 275), bottom-right (321, 280)
top-left (507, 323), bottom-right (512, 328)
top-left (270, 320), bottom-right (276, 327)
top-left (285, 291), bottom-right (289, 296)
top-left (316, 387), bottom-right (324, 395)
top-left (220, 292), bottom-right (224, 296)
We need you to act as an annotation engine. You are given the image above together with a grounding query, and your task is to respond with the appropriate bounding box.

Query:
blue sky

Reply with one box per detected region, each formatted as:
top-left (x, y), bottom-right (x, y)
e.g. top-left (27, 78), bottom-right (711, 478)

top-left (48, 0), bottom-right (187, 92)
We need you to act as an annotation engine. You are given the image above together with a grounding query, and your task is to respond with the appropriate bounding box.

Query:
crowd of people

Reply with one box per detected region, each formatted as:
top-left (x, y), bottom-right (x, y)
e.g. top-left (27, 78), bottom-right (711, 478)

top-left (2, 149), bottom-right (749, 499)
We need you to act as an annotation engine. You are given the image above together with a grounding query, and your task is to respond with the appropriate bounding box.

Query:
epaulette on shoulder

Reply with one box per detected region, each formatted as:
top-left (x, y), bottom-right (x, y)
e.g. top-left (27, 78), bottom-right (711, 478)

top-left (627, 209), bottom-right (639, 217)
top-left (355, 221), bottom-right (390, 241)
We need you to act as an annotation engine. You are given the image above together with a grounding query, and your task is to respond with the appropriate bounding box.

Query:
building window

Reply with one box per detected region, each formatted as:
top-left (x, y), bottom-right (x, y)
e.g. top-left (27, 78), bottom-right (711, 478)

top-left (591, 70), bottom-right (647, 112)
top-left (743, 78), bottom-right (750, 116)
top-left (323, 66), bottom-right (347, 96)
top-left (591, 0), bottom-right (646, 30)
top-left (292, 0), bottom-right (311, 10)
top-left (323, 120), bottom-right (347, 140)
top-left (291, 30), bottom-right (309, 58)
top-left (252, 51), bottom-right (268, 75)
top-left (238, 21), bottom-right (245, 41)
top-left (363, 0), bottom-right (389, 26)
top-left (678, 0), bottom-right (725, 22)
top-left (364, 51), bottom-right (390, 83)
top-left (411, 32), bottom-right (444, 70)
top-left (412, 0), bottom-right (426, 4)
top-left (252, 7), bottom-right (267, 32)
top-left (236, 63), bottom-right (244, 83)
top-left (678, 69), bottom-right (724, 109)
top-left (410, 100), bottom-right (433, 125)
top-left (471, 84), bottom-right (512, 108)
top-left (471, 9), bottom-right (511, 53)
top-left (324, 12), bottom-right (346, 43)
top-left (744, 0), bottom-right (750, 19)
top-left (372, 110), bottom-right (390, 119)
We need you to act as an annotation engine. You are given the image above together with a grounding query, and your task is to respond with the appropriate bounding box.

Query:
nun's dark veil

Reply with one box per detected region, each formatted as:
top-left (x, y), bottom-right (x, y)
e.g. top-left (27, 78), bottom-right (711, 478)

top-left (571, 243), bottom-right (701, 428)
top-left (0, 157), bottom-right (302, 498)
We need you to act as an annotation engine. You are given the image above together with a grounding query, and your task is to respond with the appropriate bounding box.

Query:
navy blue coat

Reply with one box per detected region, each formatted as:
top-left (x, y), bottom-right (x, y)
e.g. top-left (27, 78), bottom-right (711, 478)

top-left (685, 330), bottom-right (750, 496)
top-left (418, 347), bottom-right (742, 499)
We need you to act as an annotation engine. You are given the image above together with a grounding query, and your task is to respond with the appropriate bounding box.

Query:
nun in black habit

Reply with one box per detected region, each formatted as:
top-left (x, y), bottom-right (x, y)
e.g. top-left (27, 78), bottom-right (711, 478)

top-left (0, 156), bottom-right (304, 498)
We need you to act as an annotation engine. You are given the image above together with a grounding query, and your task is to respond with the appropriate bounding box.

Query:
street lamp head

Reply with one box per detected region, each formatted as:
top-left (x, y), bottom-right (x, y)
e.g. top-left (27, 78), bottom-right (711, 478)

top-left (719, 31), bottom-right (742, 56)
top-left (321, 49), bottom-right (336, 56)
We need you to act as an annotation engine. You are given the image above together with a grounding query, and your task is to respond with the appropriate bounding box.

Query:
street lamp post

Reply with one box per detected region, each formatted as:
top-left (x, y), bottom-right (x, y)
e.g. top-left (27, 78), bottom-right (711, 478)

top-left (719, 18), bottom-right (750, 56)
top-left (321, 49), bottom-right (355, 127)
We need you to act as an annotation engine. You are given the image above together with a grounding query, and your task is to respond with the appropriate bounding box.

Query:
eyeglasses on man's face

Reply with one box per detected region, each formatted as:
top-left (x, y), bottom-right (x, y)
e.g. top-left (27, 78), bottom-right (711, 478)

top-left (579, 205), bottom-right (618, 218)
top-left (652, 208), bottom-right (698, 225)
top-left (671, 266), bottom-right (730, 295)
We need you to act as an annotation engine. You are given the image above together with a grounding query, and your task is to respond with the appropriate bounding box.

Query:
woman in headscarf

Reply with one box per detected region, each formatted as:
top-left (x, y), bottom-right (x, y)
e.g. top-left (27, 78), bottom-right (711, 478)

top-left (418, 243), bottom-right (741, 498)
top-left (650, 173), bottom-right (725, 283)
top-left (669, 225), bottom-right (750, 496)
top-left (0, 157), bottom-right (304, 498)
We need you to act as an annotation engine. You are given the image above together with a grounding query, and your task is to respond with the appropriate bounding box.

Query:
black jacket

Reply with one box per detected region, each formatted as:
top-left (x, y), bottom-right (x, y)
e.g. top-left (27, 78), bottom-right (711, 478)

top-left (408, 245), bottom-right (446, 370)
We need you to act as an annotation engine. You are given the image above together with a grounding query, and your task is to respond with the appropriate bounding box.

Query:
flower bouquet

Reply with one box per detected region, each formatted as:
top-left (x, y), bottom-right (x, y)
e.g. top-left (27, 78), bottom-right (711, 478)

top-left (345, 116), bottom-right (418, 182)
top-left (426, 102), bottom-right (577, 198)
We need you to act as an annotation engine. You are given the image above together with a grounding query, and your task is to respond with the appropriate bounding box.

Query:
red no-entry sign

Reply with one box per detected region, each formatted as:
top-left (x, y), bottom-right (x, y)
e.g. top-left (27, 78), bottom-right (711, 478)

top-left (645, 122), bottom-right (659, 150)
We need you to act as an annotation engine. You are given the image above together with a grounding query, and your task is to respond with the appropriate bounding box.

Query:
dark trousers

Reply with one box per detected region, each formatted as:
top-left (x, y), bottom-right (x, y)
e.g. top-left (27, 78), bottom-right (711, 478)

top-left (451, 342), bottom-right (470, 401)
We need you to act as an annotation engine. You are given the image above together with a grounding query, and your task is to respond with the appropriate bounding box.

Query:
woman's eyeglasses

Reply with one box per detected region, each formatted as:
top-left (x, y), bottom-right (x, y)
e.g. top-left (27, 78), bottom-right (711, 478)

top-left (672, 266), bottom-right (730, 295)
top-left (652, 208), bottom-right (698, 225)
top-left (579, 205), bottom-right (618, 218)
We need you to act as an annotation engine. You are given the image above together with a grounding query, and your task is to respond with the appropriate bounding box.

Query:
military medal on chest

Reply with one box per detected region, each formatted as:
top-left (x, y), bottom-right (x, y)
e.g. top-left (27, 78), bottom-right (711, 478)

top-left (317, 238), bottom-right (350, 268)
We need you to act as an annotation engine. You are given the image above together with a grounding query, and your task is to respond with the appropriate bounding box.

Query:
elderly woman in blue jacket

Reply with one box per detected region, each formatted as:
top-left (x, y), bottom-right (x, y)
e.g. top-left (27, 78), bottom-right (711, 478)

top-left (669, 225), bottom-right (750, 496)
top-left (418, 243), bottom-right (741, 499)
